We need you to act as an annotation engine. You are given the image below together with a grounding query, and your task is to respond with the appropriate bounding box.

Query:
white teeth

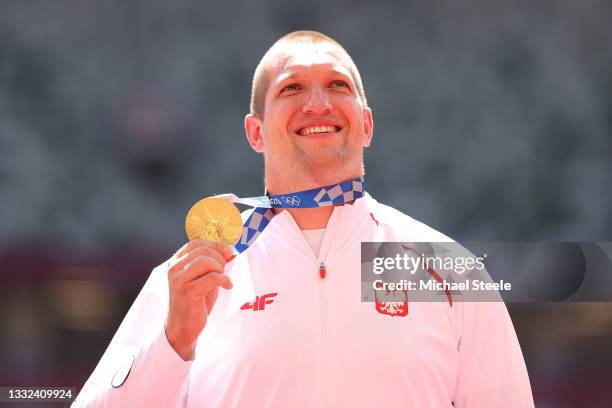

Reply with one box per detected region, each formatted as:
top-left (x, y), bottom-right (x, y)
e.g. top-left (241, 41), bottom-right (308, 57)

top-left (299, 125), bottom-right (338, 135)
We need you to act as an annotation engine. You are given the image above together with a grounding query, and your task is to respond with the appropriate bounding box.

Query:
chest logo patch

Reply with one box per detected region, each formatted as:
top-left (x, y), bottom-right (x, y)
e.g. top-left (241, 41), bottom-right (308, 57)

top-left (241, 292), bottom-right (278, 311)
top-left (375, 289), bottom-right (409, 317)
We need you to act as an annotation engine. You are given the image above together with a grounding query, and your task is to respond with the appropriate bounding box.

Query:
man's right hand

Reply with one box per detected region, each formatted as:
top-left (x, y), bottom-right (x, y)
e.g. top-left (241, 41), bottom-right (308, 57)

top-left (164, 239), bottom-right (234, 360)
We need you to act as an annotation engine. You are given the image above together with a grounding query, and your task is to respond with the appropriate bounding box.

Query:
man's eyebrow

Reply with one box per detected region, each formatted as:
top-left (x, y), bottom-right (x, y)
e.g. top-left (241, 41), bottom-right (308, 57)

top-left (274, 68), bottom-right (353, 86)
top-left (276, 72), bottom-right (299, 82)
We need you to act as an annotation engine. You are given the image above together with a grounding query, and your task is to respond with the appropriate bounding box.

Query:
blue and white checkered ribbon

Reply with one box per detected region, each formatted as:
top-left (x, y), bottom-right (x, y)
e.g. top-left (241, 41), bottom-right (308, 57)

top-left (216, 177), bottom-right (365, 253)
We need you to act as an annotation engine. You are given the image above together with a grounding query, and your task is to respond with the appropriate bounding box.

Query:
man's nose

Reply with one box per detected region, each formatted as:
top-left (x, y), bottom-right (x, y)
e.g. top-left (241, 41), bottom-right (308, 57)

top-left (302, 85), bottom-right (332, 115)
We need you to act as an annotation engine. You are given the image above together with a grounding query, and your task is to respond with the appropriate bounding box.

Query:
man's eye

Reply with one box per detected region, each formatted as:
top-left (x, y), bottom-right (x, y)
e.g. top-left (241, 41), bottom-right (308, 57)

top-left (330, 80), bottom-right (349, 89)
top-left (281, 84), bottom-right (301, 92)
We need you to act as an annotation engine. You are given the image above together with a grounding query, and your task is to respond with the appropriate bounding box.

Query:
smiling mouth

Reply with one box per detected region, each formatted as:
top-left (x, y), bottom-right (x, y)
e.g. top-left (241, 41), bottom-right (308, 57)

top-left (297, 125), bottom-right (341, 136)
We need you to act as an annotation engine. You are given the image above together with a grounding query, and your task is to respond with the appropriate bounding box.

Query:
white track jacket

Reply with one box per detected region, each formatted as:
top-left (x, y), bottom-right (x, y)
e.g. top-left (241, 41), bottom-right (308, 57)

top-left (74, 193), bottom-right (534, 407)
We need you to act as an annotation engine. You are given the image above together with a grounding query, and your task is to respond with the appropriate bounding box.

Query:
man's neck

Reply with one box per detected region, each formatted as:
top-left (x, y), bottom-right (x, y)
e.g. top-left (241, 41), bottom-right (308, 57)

top-left (274, 206), bottom-right (335, 230)
top-left (265, 168), bottom-right (363, 230)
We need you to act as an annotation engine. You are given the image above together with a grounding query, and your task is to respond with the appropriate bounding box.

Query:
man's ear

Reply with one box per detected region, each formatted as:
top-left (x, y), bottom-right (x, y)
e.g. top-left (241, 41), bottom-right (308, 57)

top-left (362, 107), bottom-right (373, 147)
top-left (245, 113), bottom-right (265, 153)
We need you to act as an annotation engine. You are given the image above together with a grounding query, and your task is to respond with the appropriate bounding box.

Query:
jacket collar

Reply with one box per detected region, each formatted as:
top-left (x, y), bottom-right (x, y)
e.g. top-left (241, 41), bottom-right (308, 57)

top-left (258, 193), bottom-right (376, 260)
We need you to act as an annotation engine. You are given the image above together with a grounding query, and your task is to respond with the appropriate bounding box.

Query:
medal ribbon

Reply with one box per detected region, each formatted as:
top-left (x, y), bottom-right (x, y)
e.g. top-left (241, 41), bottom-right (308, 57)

top-left (217, 177), bottom-right (365, 253)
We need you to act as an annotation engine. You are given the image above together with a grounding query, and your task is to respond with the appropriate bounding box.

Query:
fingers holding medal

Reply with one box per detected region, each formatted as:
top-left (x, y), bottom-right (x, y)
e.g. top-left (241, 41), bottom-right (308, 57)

top-left (165, 197), bottom-right (241, 361)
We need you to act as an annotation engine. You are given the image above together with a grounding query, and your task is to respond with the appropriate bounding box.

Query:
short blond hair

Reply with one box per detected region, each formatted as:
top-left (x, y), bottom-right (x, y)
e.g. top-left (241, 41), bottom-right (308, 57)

top-left (250, 30), bottom-right (367, 118)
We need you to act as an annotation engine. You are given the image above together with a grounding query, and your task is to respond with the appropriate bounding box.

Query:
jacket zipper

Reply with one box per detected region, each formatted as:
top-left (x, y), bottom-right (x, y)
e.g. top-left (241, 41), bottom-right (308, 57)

top-left (316, 221), bottom-right (342, 408)
top-left (285, 210), bottom-right (338, 408)
top-left (318, 260), bottom-right (330, 408)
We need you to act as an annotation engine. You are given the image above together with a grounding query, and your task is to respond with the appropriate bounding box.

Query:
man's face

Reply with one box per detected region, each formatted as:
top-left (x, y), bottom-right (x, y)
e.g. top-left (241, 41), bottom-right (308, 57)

top-left (246, 42), bottom-right (373, 187)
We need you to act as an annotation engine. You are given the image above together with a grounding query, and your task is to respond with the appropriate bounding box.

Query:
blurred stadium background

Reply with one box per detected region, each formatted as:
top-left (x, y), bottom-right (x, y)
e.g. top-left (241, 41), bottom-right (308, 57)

top-left (1, 0), bottom-right (611, 406)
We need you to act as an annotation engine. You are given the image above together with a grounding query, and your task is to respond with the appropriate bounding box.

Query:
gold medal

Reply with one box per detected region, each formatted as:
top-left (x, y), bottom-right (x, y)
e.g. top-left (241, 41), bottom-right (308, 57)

top-left (185, 197), bottom-right (243, 246)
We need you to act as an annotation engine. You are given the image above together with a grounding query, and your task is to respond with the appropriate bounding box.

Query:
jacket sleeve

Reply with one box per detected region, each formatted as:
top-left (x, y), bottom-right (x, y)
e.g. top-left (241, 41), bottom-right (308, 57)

top-left (72, 264), bottom-right (192, 407)
top-left (452, 301), bottom-right (535, 407)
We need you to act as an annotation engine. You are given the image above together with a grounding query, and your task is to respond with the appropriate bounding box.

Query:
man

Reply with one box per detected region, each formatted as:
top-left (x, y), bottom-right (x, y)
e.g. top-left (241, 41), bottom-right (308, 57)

top-left (74, 31), bottom-right (534, 407)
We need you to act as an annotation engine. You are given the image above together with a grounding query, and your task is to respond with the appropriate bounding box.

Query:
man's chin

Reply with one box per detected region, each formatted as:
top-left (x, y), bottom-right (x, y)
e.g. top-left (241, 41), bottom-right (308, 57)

top-left (303, 149), bottom-right (344, 164)
top-left (297, 152), bottom-right (349, 178)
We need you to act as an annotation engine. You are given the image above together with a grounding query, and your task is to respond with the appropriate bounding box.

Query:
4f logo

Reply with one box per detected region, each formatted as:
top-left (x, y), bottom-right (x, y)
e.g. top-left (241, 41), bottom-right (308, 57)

top-left (241, 293), bottom-right (278, 311)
